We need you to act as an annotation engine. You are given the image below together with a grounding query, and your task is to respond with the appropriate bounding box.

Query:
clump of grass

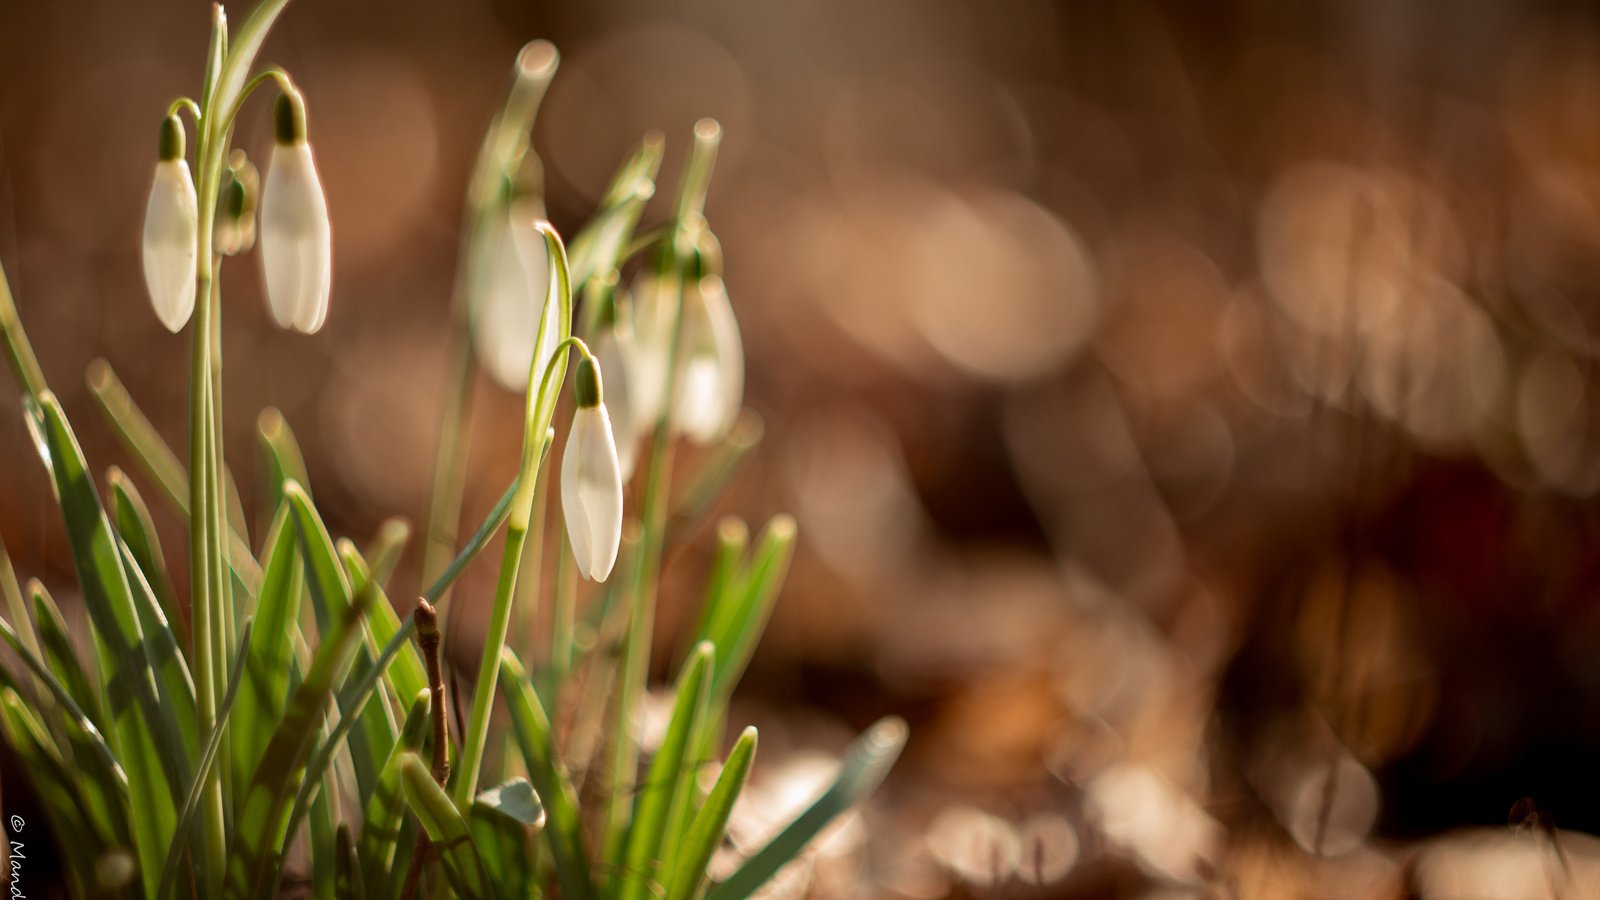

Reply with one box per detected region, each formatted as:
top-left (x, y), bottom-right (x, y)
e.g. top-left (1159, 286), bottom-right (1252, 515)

top-left (0, 1), bottom-right (904, 897)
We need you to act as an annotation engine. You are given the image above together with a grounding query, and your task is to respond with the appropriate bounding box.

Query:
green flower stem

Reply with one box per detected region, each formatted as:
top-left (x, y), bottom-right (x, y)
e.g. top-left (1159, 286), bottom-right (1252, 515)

top-left (601, 123), bottom-right (721, 861)
top-left (421, 43), bottom-right (559, 600)
top-left (451, 228), bottom-right (575, 808)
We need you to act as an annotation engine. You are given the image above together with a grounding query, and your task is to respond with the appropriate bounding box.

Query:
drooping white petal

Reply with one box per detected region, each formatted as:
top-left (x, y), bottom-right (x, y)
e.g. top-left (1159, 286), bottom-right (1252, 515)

top-left (473, 213), bottom-right (554, 391)
top-left (561, 405), bottom-right (624, 581)
top-left (672, 276), bottom-right (743, 444)
top-left (594, 325), bottom-right (639, 481)
top-left (628, 272), bottom-right (677, 436)
top-left (141, 159), bottom-right (198, 332)
top-left (260, 141), bottom-right (332, 333)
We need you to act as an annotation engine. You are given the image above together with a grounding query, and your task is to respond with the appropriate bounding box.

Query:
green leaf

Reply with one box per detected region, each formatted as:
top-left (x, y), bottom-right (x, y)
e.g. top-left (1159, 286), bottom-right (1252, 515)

top-left (286, 482), bottom-right (396, 801)
top-left (158, 621), bottom-right (253, 900)
top-left (109, 467), bottom-right (186, 656)
top-left (501, 650), bottom-right (594, 900)
top-left (0, 531), bottom-right (38, 659)
top-left (364, 517), bottom-right (411, 592)
top-left (86, 360), bottom-right (261, 592)
top-left (476, 777), bottom-right (545, 828)
top-left (30, 579), bottom-right (103, 729)
top-left (338, 539), bottom-right (426, 717)
top-left (231, 501), bottom-right (303, 795)
top-left (702, 515), bottom-right (795, 703)
top-left (423, 478), bottom-right (519, 602)
top-left (616, 643), bottom-right (714, 900)
top-left (31, 390), bottom-right (188, 899)
top-left (398, 752), bottom-right (492, 900)
top-left (666, 726), bottom-right (757, 900)
top-left (222, 579), bottom-right (375, 900)
top-left (706, 717), bottom-right (907, 900)
top-left (0, 621), bottom-right (131, 865)
top-left (309, 770), bottom-right (338, 900)
top-left (120, 539), bottom-right (200, 763)
top-left (0, 688), bottom-right (121, 898)
top-left (257, 407), bottom-right (310, 518)
top-left (469, 795), bottom-right (537, 900)
top-left (335, 823), bottom-right (365, 900)
top-left (358, 689), bottom-right (432, 900)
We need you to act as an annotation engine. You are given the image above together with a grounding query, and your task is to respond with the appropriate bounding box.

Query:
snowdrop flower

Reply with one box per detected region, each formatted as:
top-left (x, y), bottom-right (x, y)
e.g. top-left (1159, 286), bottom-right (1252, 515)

top-left (142, 114), bottom-right (198, 332)
top-left (473, 207), bottom-right (560, 392)
top-left (672, 274), bottom-right (743, 445)
top-left (627, 268), bottom-right (676, 436)
top-left (260, 92), bottom-right (332, 333)
top-left (589, 283), bottom-right (641, 481)
top-left (561, 353), bottom-right (624, 581)
top-left (215, 152), bottom-right (259, 256)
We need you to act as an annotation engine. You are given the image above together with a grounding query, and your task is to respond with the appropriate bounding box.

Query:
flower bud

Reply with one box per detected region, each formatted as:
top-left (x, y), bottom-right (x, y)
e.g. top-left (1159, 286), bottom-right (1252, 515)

top-left (142, 114), bottom-right (198, 332)
top-left (671, 274), bottom-right (743, 444)
top-left (260, 92), bottom-right (332, 333)
top-left (216, 151), bottom-right (259, 256)
top-left (561, 355), bottom-right (624, 581)
top-left (473, 208), bottom-right (559, 392)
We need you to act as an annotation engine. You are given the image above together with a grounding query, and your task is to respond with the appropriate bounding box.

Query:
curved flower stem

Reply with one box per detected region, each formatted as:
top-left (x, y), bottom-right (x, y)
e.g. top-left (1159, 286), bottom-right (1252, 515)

top-left (420, 43), bottom-right (559, 602)
top-left (600, 122), bottom-right (721, 862)
top-left (450, 228), bottom-right (576, 808)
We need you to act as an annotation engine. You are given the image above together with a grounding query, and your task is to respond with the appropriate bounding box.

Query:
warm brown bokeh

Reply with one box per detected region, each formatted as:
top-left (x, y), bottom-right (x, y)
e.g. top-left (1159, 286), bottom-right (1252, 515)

top-left (9, 0), bottom-right (1600, 895)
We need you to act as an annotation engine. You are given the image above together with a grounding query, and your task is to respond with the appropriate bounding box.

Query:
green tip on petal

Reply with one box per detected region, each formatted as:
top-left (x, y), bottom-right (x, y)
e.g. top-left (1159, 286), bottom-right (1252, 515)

top-left (224, 177), bottom-right (248, 218)
top-left (574, 354), bottom-right (602, 409)
top-left (274, 91), bottom-right (307, 145)
top-left (158, 114), bottom-right (185, 162)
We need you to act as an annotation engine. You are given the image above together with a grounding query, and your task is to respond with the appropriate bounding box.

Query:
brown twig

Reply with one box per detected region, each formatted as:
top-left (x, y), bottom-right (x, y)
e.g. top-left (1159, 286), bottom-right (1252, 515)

top-left (401, 598), bottom-right (451, 900)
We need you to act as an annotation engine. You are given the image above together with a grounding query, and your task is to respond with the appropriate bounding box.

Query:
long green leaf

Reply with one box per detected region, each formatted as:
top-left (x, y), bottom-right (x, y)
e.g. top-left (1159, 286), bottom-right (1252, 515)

top-left (257, 407), bottom-right (310, 519)
top-left (0, 619), bottom-right (131, 863)
top-left (616, 643), bottom-right (714, 900)
top-left (667, 726), bottom-right (757, 900)
top-left (222, 580), bottom-right (375, 900)
top-left (158, 621), bottom-right (253, 900)
top-left (469, 782), bottom-right (541, 900)
top-left (702, 515), bottom-right (795, 703)
top-left (231, 501), bottom-right (303, 795)
top-left (364, 517), bottom-right (411, 592)
top-left (110, 467), bottom-right (187, 655)
top-left (31, 390), bottom-right (188, 898)
top-left (286, 482), bottom-right (396, 801)
top-left (501, 650), bottom-right (593, 900)
top-left (358, 689), bottom-right (432, 900)
top-left (120, 540), bottom-right (200, 761)
top-left (30, 580), bottom-right (103, 729)
top-left (398, 752), bottom-right (492, 900)
top-left (338, 539), bottom-right (426, 714)
top-left (335, 823), bottom-right (365, 900)
top-left (706, 717), bottom-right (907, 900)
top-left (86, 360), bottom-right (261, 592)
top-left (0, 688), bottom-right (124, 898)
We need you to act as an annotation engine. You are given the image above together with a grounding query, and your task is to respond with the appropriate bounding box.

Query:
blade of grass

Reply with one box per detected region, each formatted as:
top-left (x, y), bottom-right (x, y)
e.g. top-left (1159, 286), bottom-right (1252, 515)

top-left (398, 752), bottom-right (493, 900)
top-left (615, 643), bottom-right (713, 900)
top-left (666, 726), bottom-right (757, 900)
top-left (0, 532), bottom-right (41, 658)
top-left (501, 649), bottom-right (593, 900)
top-left (335, 823), bottom-right (364, 900)
top-left (706, 717), bottom-right (907, 900)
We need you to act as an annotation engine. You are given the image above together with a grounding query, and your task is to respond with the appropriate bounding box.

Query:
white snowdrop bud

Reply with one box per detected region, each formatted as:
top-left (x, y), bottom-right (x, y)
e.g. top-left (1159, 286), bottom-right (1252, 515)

top-left (561, 354), bottom-right (624, 581)
top-left (142, 114), bottom-right (198, 333)
top-left (260, 92), bottom-right (332, 333)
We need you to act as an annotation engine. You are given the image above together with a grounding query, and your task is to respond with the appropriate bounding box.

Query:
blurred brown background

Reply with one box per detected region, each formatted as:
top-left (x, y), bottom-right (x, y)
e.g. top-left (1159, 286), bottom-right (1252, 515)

top-left (10, 0), bottom-right (1600, 895)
